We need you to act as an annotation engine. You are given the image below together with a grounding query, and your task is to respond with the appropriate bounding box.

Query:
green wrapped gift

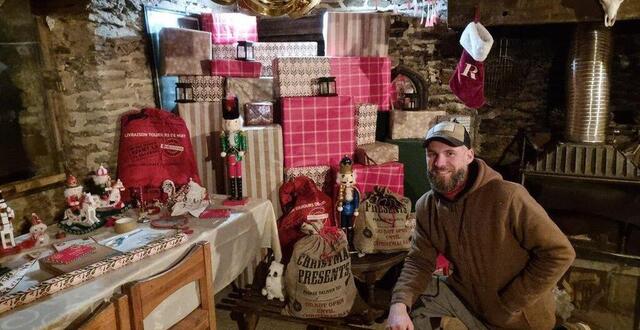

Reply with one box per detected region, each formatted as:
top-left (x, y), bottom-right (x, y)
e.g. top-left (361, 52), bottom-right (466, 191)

top-left (385, 138), bottom-right (430, 210)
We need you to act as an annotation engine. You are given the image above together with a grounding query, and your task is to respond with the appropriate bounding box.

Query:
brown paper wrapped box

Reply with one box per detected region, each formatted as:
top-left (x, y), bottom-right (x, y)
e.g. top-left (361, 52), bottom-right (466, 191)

top-left (355, 141), bottom-right (399, 165)
top-left (226, 77), bottom-right (274, 110)
top-left (160, 27), bottom-right (212, 76)
top-left (390, 110), bottom-right (447, 139)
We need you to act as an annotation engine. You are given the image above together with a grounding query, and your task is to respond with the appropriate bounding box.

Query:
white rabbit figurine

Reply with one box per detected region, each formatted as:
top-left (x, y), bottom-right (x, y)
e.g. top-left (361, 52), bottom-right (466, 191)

top-left (262, 261), bottom-right (285, 301)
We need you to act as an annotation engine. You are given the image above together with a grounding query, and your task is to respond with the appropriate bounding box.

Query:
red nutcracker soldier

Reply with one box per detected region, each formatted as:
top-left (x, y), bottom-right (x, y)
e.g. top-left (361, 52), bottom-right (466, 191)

top-left (220, 96), bottom-right (249, 206)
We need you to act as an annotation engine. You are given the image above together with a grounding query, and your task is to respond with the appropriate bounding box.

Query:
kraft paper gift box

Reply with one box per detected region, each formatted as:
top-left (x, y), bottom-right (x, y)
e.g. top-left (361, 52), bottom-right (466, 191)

top-left (390, 110), bottom-right (447, 139)
top-left (281, 96), bottom-right (356, 168)
top-left (177, 102), bottom-right (225, 194)
top-left (329, 57), bottom-right (392, 111)
top-left (199, 12), bottom-right (257, 45)
top-left (232, 125), bottom-right (284, 217)
top-left (355, 141), bottom-right (399, 165)
top-left (177, 76), bottom-right (224, 102)
top-left (225, 77), bottom-right (274, 111)
top-left (331, 162), bottom-right (404, 196)
top-left (356, 104), bottom-right (378, 146)
top-left (324, 12), bottom-right (389, 57)
top-left (284, 165), bottom-right (333, 194)
top-left (210, 59), bottom-right (262, 78)
top-left (212, 42), bottom-right (318, 76)
top-left (159, 28), bottom-right (212, 76)
top-left (273, 57), bottom-right (331, 97)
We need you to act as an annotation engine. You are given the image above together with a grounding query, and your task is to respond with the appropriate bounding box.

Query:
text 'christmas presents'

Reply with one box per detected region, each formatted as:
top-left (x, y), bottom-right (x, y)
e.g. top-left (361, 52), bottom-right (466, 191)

top-left (159, 28), bottom-right (211, 76)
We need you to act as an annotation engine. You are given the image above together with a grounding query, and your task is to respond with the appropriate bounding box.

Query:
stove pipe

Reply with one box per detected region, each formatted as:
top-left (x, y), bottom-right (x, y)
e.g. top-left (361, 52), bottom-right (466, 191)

top-left (565, 23), bottom-right (612, 143)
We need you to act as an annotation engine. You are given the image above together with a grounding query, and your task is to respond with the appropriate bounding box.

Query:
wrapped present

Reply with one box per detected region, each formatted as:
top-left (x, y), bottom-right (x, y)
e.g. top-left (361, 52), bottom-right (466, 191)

top-left (177, 76), bottom-right (224, 102)
top-left (199, 13), bottom-right (257, 44)
top-left (390, 110), bottom-right (447, 139)
top-left (210, 60), bottom-right (261, 78)
top-left (244, 102), bottom-right (273, 126)
top-left (331, 163), bottom-right (404, 196)
top-left (282, 96), bottom-right (355, 167)
top-left (273, 57), bottom-right (331, 97)
top-left (355, 141), bottom-right (399, 165)
top-left (324, 12), bottom-right (389, 57)
top-left (329, 57), bottom-right (391, 111)
top-left (238, 125), bottom-right (284, 217)
top-left (177, 102), bottom-right (225, 194)
top-left (226, 77), bottom-right (274, 111)
top-left (356, 104), bottom-right (378, 146)
top-left (385, 139), bottom-right (429, 210)
top-left (213, 42), bottom-right (318, 76)
top-left (284, 165), bottom-right (333, 193)
top-left (159, 28), bottom-right (211, 76)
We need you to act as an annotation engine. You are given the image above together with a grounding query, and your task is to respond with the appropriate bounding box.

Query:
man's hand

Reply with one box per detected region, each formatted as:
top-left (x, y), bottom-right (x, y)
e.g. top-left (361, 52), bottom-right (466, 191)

top-left (386, 303), bottom-right (413, 330)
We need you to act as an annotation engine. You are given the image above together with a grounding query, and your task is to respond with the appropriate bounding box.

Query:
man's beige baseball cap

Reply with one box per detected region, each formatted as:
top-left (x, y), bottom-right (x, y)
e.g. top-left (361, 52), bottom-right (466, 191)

top-left (424, 121), bottom-right (471, 149)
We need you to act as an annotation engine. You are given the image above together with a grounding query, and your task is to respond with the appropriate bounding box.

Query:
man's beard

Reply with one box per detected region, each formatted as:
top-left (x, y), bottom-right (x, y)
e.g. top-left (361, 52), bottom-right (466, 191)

top-left (427, 166), bottom-right (467, 194)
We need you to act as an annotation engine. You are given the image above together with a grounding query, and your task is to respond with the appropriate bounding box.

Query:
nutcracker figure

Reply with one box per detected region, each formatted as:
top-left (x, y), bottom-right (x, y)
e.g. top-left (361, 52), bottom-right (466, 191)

top-left (335, 155), bottom-right (360, 248)
top-left (220, 96), bottom-right (248, 205)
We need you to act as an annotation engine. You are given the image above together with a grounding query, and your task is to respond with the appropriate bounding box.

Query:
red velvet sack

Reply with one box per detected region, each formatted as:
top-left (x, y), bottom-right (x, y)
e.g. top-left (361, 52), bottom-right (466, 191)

top-left (449, 49), bottom-right (485, 109)
top-left (117, 108), bottom-right (200, 201)
top-left (278, 176), bottom-right (335, 263)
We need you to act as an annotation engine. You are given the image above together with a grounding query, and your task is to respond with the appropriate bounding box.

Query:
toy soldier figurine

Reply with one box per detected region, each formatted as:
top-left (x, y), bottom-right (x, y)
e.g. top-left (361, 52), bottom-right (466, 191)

top-left (220, 96), bottom-right (248, 205)
top-left (0, 191), bottom-right (16, 249)
top-left (335, 155), bottom-right (360, 248)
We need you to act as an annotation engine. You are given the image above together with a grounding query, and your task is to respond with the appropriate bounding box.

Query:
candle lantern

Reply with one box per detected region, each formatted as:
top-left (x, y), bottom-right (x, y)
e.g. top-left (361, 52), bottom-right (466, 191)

top-left (175, 82), bottom-right (194, 103)
top-left (236, 41), bottom-right (255, 61)
top-left (402, 92), bottom-right (418, 110)
top-left (318, 77), bottom-right (337, 96)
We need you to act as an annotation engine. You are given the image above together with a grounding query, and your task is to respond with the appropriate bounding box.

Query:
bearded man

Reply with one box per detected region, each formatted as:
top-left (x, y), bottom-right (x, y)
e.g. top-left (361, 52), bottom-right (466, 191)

top-left (386, 122), bottom-right (575, 330)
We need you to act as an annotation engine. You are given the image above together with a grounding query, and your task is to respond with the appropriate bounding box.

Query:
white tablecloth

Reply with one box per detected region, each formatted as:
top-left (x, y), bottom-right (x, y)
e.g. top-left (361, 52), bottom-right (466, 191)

top-left (0, 196), bottom-right (280, 330)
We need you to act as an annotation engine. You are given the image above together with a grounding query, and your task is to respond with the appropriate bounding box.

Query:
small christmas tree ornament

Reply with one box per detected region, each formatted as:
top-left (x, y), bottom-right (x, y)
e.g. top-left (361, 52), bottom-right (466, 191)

top-left (0, 191), bottom-right (16, 250)
top-left (335, 155), bottom-right (360, 248)
top-left (220, 96), bottom-right (249, 206)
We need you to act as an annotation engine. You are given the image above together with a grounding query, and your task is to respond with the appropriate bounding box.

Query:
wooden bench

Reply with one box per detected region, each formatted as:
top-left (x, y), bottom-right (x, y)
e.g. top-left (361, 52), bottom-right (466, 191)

top-left (217, 287), bottom-right (380, 330)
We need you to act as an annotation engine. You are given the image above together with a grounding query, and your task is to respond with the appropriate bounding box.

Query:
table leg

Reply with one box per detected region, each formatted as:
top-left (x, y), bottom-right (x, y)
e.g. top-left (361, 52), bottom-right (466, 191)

top-left (231, 311), bottom-right (259, 330)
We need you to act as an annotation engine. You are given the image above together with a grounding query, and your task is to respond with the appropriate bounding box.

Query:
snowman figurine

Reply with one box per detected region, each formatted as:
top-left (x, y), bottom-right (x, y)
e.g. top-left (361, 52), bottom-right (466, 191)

top-left (29, 213), bottom-right (49, 247)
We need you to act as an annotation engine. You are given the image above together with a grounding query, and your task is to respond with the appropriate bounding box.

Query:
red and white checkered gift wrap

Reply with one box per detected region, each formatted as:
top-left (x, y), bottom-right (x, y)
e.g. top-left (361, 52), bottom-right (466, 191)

top-left (282, 96), bottom-right (356, 167)
top-left (199, 13), bottom-right (257, 45)
top-left (351, 163), bottom-right (405, 196)
top-left (213, 42), bottom-right (318, 76)
top-left (273, 57), bottom-right (331, 97)
top-left (330, 57), bottom-right (391, 111)
top-left (210, 60), bottom-right (261, 78)
top-left (324, 12), bottom-right (389, 57)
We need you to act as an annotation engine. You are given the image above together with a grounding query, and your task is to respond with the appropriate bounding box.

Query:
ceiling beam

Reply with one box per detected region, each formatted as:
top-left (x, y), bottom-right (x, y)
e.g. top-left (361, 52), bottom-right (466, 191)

top-left (448, 0), bottom-right (640, 27)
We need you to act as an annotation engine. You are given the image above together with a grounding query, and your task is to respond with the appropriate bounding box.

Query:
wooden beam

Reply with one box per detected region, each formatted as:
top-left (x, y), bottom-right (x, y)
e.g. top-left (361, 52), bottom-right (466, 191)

top-left (448, 0), bottom-right (640, 27)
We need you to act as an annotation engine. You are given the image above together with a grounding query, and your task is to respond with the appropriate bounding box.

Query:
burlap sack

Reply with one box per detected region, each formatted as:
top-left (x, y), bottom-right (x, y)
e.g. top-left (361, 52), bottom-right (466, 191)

top-left (354, 187), bottom-right (414, 253)
top-left (284, 221), bottom-right (356, 318)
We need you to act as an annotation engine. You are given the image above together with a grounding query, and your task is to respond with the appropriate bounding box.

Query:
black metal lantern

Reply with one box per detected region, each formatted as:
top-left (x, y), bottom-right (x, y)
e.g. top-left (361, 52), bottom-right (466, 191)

top-left (402, 92), bottom-right (418, 110)
top-left (318, 77), bottom-right (337, 96)
top-left (175, 82), bottom-right (194, 103)
top-left (236, 41), bottom-right (254, 61)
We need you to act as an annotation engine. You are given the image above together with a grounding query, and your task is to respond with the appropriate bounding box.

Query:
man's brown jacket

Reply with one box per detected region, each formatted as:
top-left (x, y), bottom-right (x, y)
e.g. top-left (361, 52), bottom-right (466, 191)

top-left (391, 159), bottom-right (575, 329)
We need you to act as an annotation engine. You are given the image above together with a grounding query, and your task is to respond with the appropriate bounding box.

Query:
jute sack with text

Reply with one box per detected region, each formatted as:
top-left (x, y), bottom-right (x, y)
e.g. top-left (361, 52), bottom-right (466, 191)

top-left (354, 186), bottom-right (414, 253)
top-left (283, 221), bottom-right (356, 318)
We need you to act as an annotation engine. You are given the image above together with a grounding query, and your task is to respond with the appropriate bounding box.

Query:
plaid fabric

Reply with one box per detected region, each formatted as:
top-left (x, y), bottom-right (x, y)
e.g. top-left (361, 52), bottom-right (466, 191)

top-left (330, 57), bottom-right (391, 111)
top-left (212, 42), bottom-right (318, 76)
top-left (199, 13), bottom-right (257, 44)
top-left (391, 110), bottom-right (447, 139)
top-left (325, 12), bottom-right (389, 57)
top-left (159, 28), bottom-right (211, 76)
top-left (211, 60), bottom-right (261, 78)
top-left (273, 57), bottom-right (331, 97)
top-left (356, 104), bottom-right (378, 146)
top-left (177, 76), bottom-right (224, 102)
top-left (282, 96), bottom-right (356, 167)
top-left (352, 163), bottom-right (404, 196)
top-left (177, 102), bottom-right (224, 194)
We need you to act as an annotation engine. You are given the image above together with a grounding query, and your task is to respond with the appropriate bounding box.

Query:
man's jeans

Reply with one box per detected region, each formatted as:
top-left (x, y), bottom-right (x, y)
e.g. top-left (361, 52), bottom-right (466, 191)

top-left (410, 279), bottom-right (489, 330)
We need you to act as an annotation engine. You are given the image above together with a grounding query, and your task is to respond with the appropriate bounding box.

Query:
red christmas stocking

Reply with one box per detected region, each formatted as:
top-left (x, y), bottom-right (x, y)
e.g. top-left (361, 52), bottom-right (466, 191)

top-left (449, 49), bottom-right (485, 109)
